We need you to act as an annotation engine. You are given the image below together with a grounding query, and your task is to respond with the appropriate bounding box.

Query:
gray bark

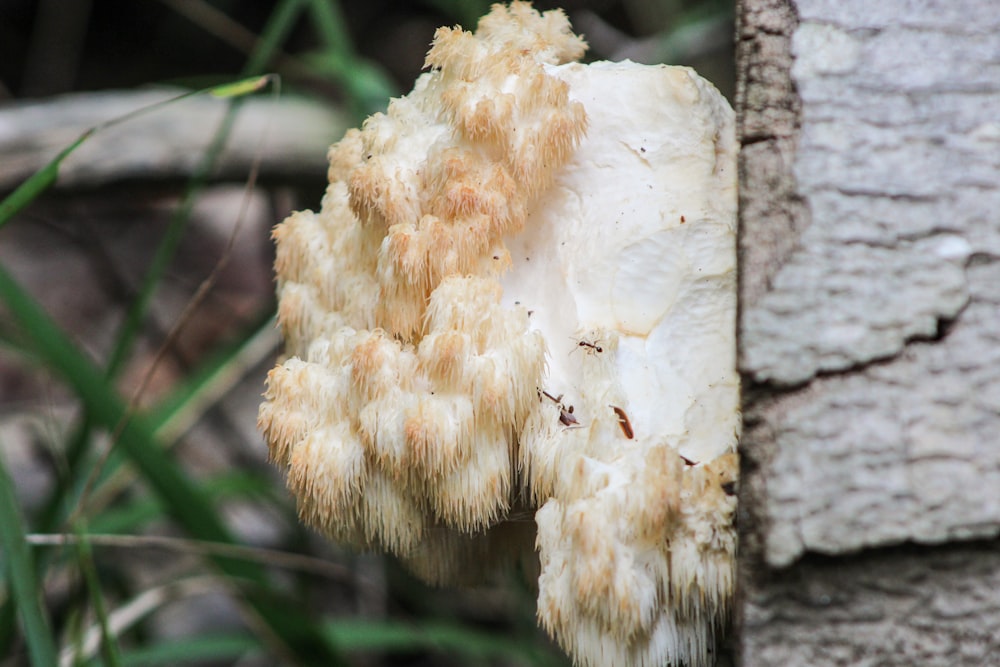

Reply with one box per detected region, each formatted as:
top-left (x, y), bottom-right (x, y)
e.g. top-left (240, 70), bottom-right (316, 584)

top-left (736, 0), bottom-right (1000, 663)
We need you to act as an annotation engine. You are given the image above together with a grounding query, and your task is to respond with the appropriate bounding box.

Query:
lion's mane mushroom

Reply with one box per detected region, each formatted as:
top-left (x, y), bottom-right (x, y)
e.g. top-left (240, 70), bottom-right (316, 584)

top-left (258, 3), bottom-right (738, 666)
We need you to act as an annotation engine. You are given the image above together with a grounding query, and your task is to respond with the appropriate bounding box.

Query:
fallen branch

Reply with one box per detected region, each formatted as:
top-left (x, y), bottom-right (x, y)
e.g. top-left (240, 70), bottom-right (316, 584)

top-left (0, 88), bottom-right (347, 190)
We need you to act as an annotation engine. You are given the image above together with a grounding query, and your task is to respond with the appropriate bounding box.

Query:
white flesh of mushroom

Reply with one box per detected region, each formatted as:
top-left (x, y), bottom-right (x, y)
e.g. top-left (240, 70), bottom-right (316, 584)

top-left (259, 4), bottom-right (739, 666)
top-left (508, 60), bottom-right (739, 667)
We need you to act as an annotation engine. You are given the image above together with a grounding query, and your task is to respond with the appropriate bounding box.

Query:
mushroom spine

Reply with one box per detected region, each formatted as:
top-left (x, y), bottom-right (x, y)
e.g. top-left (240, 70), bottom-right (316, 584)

top-left (258, 3), bottom-right (739, 666)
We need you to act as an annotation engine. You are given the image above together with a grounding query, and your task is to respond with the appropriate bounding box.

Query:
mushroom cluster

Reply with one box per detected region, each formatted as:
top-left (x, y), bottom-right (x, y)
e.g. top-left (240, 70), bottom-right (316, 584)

top-left (258, 3), bottom-right (739, 666)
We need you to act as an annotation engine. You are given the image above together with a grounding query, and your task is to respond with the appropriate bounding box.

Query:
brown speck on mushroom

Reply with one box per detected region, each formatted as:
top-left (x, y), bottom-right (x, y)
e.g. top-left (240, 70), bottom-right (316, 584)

top-left (559, 407), bottom-right (578, 427)
top-left (610, 405), bottom-right (634, 439)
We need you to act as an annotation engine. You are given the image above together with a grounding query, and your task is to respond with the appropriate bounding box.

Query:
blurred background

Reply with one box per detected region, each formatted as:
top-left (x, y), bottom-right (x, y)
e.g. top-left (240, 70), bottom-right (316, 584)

top-left (0, 1), bottom-right (734, 665)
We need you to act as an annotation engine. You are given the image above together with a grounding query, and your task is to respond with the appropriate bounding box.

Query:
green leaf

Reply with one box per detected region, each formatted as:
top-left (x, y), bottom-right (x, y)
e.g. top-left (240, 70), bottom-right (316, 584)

top-left (0, 455), bottom-right (58, 666)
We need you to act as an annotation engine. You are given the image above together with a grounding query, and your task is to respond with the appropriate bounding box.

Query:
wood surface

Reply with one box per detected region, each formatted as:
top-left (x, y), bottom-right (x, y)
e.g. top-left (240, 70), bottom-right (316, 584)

top-left (736, 0), bottom-right (1000, 663)
top-left (0, 89), bottom-right (347, 190)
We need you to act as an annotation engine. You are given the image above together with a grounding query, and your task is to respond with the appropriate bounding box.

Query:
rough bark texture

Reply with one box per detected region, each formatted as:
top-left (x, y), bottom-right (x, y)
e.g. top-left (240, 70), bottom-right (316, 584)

top-left (742, 541), bottom-right (1000, 666)
top-left (736, 0), bottom-right (1000, 663)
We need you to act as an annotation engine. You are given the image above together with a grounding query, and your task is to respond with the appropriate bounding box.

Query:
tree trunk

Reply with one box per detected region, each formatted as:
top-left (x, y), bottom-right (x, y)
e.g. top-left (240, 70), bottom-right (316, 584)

top-left (735, 0), bottom-right (1000, 664)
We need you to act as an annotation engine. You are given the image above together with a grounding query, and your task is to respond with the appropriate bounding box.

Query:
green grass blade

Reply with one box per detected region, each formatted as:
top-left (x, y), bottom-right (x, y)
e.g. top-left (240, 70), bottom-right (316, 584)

top-left (88, 471), bottom-right (276, 535)
top-left (209, 75), bottom-right (273, 98)
top-left (303, 0), bottom-right (395, 117)
top-left (0, 132), bottom-right (90, 229)
top-left (242, 0), bottom-right (306, 76)
top-left (118, 634), bottom-right (257, 666)
top-left (0, 76), bottom-right (271, 233)
top-left (38, 312), bottom-right (276, 543)
top-left (0, 264), bottom-right (344, 664)
top-left (303, 0), bottom-right (354, 53)
top-left (0, 74), bottom-right (275, 380)
top-left (35, 417), bottom-right (94, 532)
top-left (101, 108), bottom-right (238, 379)
top-left (15, 92), bottom-right (273, 542)
top-left (73, 525), bottom-right (123, 667)
top-left (0, 75), bottom-right (272, 379)
top-left (0, 263), bottom-right (234, 543)
top-left (147, 312), bottom-right (277, 440)
top-left (0, 453), bottom-right (58, 666)
top-left (0, 75), bottom-right (276, 650)
top-left (98, 17), bottom-right (283, 400)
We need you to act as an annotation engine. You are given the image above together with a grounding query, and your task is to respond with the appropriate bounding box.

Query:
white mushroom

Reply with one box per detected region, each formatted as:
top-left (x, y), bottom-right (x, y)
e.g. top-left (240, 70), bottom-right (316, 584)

top-left (258, 3), bottom-right (739, 666)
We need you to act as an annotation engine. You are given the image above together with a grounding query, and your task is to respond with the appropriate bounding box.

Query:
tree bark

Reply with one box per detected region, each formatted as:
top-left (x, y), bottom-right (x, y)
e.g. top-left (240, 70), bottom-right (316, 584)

top-left (735, 0), bottom-right (1000, 664)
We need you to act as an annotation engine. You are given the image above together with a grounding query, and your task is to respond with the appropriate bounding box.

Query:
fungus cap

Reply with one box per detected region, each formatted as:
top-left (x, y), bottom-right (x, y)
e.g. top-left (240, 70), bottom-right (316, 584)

top-left (259, 4), bottom-right (738, 666)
